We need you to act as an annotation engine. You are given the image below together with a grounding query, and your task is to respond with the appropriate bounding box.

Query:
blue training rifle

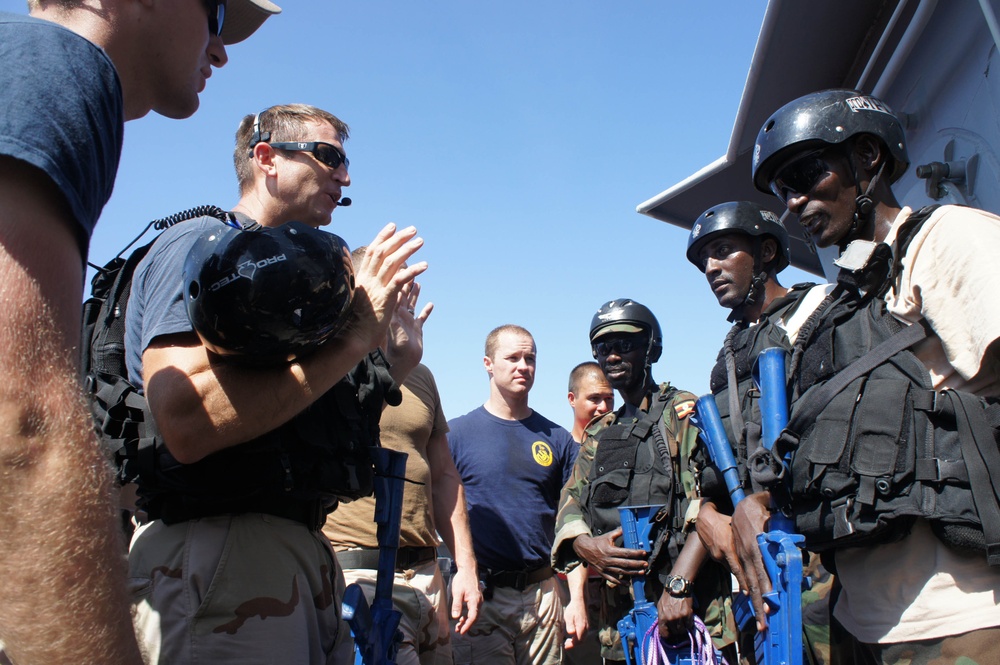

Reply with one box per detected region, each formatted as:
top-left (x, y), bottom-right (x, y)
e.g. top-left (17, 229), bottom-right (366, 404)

top-left (617, 505), bottom-right (722, 665)
top-left (692, 347), bottom-right (803, 665)
top-left (342, 448), bottom-right (408, 665)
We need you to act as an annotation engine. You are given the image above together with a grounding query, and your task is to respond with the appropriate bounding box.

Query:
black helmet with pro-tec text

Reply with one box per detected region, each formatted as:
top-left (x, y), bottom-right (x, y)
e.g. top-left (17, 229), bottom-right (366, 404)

top-left (686, 201), bottom-right (791, 273)
top-left (183, 220), bottom-right (354, 364)
top-left (752, 88), bottom-right (909, 195)
top-left (589, 299), bottom-right (662, 364)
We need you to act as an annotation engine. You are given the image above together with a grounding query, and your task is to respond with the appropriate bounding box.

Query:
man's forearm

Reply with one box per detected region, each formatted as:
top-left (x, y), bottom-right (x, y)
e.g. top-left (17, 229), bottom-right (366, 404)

top-left (428, 432), bottom-right (477, 572)
top-left (0, 184), bottom-right (143, 663)
top-left (145, 330), bottom-right (372, 463)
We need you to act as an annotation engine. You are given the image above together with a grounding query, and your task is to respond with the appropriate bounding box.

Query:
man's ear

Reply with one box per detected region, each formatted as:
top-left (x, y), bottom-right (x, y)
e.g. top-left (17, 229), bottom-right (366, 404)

top-left (853, 134), bottom-right (884, 176)
top-left (568, 392), bottom-right (577, 408)
top-left (483, 355), bottom-right (493, 376)
top-left (252, 142), bottom-right (278, 176)
top-left (760, 237), bottom-right (778, 265)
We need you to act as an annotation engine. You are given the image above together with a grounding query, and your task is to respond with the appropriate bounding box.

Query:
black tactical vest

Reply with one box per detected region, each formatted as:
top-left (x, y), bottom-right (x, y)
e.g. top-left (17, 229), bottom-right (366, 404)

top-left (709, 284), bottom-right (818, 490)
top-left (581, 384), bottom-right (694, 567)
top-left (752, 206), bottom-right (1000, 564)
top-left (136, 352), bottom-right (399, 529)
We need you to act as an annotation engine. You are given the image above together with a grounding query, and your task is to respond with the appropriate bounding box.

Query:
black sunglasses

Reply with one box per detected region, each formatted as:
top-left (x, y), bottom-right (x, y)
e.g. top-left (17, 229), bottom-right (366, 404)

top-left (204, 0), bottom-right (226, 37)
top-left (769, 149), bottom-right (835, 202)
top-left (269, 142), bottom-right (350, 171)
top-left (592, 337), bottom-right (647, 358)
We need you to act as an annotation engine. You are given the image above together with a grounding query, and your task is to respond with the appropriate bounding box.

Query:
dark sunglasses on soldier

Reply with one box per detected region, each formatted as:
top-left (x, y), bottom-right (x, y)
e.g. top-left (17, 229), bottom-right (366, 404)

top-left (769, 149), bottom-right (835, 202)
top-left (269, 142), bottom-right (350, 171)
top-left (204, 0), bottom-right (226, 37)
top-left (592, 337), bottom-right (647, 358)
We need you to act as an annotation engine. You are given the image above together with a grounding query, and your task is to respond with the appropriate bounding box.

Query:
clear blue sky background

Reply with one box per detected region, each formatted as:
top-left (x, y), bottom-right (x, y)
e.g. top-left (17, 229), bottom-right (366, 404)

top-left (7, 0), bottom-right (818, 431)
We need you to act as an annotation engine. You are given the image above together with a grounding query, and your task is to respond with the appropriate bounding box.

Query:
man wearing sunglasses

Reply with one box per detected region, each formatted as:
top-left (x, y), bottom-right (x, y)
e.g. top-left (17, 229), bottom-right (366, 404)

top-left (124, 104), bottom-right (427, 663)
top-left (552, 299), bottom-right (737, 664)
top-left (730, 89), bottom-right (1000, 664)
top-left (0, 1), bottom-right (278, 663)
top-left (686, 201), bottom-right (839, 664)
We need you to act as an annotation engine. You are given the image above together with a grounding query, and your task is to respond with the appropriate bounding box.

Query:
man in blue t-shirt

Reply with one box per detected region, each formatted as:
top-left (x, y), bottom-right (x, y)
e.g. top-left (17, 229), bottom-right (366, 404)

top-left (0, 2), bottom-right (278, 663)
top-left (448, 324), bottom-right (578, 665)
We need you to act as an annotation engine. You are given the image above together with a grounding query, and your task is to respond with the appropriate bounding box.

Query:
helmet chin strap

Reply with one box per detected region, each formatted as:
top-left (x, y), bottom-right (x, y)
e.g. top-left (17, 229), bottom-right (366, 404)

top-left (849, 160), bottom-right (887, 237)
top-left (728, 237), bottom-right (767, 323)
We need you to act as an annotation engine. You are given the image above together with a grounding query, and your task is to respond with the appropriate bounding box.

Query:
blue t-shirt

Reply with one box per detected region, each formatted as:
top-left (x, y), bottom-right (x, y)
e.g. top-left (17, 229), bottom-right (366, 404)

top-left (448, 406), bottom-right (577, 571)
top-left (125, 217), bottom-right (221, 388)
top-left (0, 12), bottom-right (123, 250)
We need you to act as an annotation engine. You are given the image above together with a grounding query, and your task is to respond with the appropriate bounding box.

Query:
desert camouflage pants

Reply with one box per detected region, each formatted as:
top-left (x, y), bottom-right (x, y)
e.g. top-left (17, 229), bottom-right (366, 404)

top-left (451, 575), bottom-right (563, 665)
top-left (856, 625), bottom-right (1000, 665)
top-left (129, 513), bottom-right (353, 664)
top-left (341, 558), bottom-right (452, 665)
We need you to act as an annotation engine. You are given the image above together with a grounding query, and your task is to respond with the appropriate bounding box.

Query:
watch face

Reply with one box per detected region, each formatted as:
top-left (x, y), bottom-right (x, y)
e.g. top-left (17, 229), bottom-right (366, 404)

top-left (669, 576), bottom-right (689, 595)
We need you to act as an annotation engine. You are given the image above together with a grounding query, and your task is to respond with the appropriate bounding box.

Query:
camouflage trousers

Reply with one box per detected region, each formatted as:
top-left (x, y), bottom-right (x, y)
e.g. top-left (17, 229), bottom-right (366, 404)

top-left (341, 558), bottom-right (452, 665)
top-left (855, 625), bottom-right (1000, 665)
top-left (451, 575), bottom-right (563, 665)
top-left (129, 513), bottom-right (353, 664)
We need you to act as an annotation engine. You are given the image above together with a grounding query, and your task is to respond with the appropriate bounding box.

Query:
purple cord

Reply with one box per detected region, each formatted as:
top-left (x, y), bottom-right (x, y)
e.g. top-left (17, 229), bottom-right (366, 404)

top-left (641, 616), bottom-right (725, 665)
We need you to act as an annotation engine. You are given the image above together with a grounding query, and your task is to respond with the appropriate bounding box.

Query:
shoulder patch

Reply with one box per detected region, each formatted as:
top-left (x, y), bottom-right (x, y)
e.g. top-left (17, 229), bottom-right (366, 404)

top-left (673, 400), bottom-right (695, 420)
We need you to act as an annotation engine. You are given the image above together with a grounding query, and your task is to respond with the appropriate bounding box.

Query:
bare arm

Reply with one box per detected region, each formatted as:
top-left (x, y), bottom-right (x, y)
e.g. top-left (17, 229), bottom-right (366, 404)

top-left (563, 564), bottom-right (590, 648)
top-left (0, 158), bottom-right (143, 663)
top-left (656, 531), bottom-right (709, 639)
top-left (145, 224), bottom-right (426, 463)
top-left (427, 428), bottom-right (482, 633)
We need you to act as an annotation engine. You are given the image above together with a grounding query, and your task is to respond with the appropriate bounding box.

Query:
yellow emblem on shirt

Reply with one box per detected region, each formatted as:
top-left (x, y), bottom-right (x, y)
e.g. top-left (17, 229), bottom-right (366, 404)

top-left (532, 441), bottom-right (553, 467)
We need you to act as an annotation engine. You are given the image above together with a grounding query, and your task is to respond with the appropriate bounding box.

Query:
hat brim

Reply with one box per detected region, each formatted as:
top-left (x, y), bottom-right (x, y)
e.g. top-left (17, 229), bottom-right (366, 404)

top-left (591, 323), bottom-right (645, 340)
top-left (221, 0), bottom-right (282, 45)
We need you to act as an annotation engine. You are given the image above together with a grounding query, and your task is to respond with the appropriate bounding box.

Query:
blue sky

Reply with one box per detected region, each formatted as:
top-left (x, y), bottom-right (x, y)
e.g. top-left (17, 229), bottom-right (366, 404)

top-left (7, 1), bottom-right (819, 431)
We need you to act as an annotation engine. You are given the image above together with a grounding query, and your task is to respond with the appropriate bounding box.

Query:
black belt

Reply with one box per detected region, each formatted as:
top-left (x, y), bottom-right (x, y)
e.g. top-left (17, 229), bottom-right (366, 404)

top-left (337, 546), bottom-right (437, 571)
top-left (482, 565), bottom-right (554, 590)
top-left (153, 496), bottom-right (329, 532)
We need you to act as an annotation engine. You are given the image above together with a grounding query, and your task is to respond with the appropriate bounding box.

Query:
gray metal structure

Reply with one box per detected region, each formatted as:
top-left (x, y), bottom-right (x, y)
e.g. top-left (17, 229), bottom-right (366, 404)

top-left (638, 0), bottom-right (1000, 278)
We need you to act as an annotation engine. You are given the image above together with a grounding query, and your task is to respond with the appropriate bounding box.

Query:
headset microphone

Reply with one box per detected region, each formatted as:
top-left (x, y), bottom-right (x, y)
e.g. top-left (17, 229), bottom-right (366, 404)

top-left (337, 197), bottom-right (352, 207)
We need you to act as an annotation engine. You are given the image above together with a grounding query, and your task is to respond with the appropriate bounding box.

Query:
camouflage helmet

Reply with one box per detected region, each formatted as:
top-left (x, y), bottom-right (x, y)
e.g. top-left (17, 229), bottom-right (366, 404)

top-left (686, 201), bottom-right (791, 273)
top-left (752, 89), bottom-right (909, 195)
top-left (589, 299), bottom-right (662, 364)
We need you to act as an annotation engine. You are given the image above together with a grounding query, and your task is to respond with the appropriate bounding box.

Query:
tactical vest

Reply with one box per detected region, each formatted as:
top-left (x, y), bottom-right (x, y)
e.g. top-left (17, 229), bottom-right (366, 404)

top-left (82, 207), bottom-right (399, 530)
top-left (581, 384), bottom-right (690, 566)
top-left (709, 284), bottom-right (818, 490)
top-left (751, 206), bottom-right (1000, 564)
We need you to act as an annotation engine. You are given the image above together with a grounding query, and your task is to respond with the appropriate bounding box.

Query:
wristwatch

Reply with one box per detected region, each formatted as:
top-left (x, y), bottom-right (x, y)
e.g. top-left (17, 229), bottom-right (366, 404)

top-left (666, 574), bottom-right (692, 598)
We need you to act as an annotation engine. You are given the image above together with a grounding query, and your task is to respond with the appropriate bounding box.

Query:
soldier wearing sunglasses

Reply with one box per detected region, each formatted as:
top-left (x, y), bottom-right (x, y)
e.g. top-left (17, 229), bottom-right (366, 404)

top-left (552, 299), bottom-right (738, 664)
top-left (124, 104), bottom-right (427, 663)
top-left (732, 89), bottom-right (1000, 664)
top-left (0, 1), bottom-right (278, 663)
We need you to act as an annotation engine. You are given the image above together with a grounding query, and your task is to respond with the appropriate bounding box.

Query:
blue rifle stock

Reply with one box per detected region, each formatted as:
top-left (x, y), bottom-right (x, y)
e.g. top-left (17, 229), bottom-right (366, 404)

top-left (617, 504), bottom-right (662, 665)
top-left (752, 348), bottom-right (804, 665)
top-left (617, 505), bottom-right (719, 665)
top-left (692, 346), bottom-right (803, 665)
top-left (342, 448), bottom-right (408, 665)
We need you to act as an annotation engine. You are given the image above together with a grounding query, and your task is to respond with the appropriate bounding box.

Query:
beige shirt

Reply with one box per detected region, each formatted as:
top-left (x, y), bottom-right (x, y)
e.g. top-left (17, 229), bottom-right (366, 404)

top-left (323, 363), bottom-right (448, 550)
top-left (834, 205), bottom-right (1000, 643)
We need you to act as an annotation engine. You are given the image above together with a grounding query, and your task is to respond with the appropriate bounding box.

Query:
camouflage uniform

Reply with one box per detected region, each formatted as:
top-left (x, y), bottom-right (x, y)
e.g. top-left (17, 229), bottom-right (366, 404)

top-left (551, 383), bottom-right (737, 662)
top-left (854, 625), bottom-right (1000, 665)
top-left (129, 514), bottom-right (353, 664)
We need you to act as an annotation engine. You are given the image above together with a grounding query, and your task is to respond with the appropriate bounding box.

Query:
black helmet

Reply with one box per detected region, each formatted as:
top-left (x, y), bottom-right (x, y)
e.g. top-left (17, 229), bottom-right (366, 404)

top-left (589, 299), bottom-right (662, 364)
top-left (752, 89), bottom-right (909, 195)
top-left (183, 220), bottom-right (354, 364)
top-left (686, 201), bottom-right (791, 273)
